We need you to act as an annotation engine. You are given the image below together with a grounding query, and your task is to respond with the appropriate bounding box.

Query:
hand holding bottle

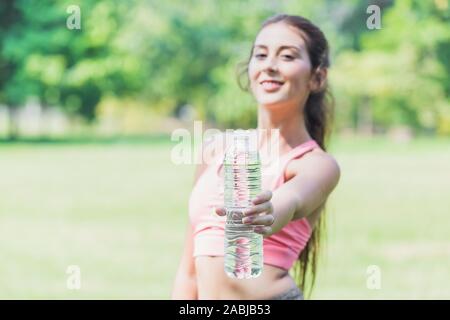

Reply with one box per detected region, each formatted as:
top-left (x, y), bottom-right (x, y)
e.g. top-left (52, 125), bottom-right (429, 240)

top-left (215, 190), bottom-right (274, 236)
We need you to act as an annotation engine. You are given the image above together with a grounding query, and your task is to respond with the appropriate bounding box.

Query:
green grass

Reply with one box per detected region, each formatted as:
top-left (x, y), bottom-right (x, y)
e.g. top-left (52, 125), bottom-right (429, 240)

top-left (0, 136), bottom-right (449, 299)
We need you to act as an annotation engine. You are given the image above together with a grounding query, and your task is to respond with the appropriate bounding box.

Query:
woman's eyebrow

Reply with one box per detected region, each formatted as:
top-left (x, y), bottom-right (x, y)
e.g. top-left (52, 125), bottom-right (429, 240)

top-left (253, 44), bottom-right (302, 52)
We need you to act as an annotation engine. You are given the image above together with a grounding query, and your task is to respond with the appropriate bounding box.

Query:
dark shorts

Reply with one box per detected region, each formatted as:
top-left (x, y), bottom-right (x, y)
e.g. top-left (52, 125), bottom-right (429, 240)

top-left (270, 286), bottom-right (304, 300)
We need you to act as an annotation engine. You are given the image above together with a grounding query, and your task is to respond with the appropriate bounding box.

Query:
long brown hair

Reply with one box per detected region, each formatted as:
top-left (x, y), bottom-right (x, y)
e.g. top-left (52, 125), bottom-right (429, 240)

top-left (237, 14), bottom-right (334, 297)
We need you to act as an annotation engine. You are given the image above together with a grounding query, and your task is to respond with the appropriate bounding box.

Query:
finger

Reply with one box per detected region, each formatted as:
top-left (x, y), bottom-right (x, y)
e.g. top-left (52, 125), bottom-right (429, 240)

top-left (243, 202), bottom-right (273, 216)
top-left (215, 207), bottom-right (226, 216)
top-left (252, 190), bottom-right (272, 205)
top-left (243, 214), bottom-right (274, 226)
top-left (254, 226), bottom-right (272, 236)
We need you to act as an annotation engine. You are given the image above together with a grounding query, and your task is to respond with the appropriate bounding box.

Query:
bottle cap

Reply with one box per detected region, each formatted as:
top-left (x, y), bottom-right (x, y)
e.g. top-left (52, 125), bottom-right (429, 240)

top-left (232, 129), bottom-right (258, 152)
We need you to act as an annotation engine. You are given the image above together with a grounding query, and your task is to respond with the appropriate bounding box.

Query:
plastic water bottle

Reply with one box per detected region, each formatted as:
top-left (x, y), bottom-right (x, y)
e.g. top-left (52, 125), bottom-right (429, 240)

top-left (224, 129), bottom-right (263, 279)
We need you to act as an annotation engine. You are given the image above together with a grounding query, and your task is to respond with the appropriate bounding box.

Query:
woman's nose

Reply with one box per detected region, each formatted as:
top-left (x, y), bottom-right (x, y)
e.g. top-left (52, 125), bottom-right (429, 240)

top-left (262, 56), bottom-right (278, 73)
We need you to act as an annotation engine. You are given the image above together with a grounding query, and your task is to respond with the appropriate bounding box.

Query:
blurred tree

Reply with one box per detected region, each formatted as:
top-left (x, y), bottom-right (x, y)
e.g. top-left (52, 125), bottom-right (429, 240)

top-left (128, 0), bottom-right (345, 128)
top-left (1, 0), bottom-right (447, 137)
top-left (0, 0), bottom-right (23, 139)
top-left (125, 0), bottom-right (261, 122)
top-left (0, 0), bottom-right (139, 139)
top-left (331, 0), bottom-right (450, 135)
top-left (338, 0), bottom-right (394, 51)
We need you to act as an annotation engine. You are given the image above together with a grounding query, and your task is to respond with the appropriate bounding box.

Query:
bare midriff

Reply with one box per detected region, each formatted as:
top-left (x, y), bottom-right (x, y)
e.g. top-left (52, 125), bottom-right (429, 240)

top-left (194, 256), bottom-right (298, 300)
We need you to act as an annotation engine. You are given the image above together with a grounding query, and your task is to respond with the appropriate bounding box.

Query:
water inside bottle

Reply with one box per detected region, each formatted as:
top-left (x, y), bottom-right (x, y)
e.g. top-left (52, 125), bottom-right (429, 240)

top-left (223, 130), bottom-right (263, 279)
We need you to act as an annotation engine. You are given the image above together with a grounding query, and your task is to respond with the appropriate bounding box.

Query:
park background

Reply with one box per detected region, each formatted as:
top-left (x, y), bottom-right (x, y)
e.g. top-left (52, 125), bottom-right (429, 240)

top-left (0, 0), bottom-right (449, 299)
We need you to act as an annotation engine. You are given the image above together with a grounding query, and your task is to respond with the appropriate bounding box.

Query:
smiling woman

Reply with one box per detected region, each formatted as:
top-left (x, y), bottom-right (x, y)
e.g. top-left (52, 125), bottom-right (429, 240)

top-left (172, 14), bottom-right (340, 300)
top-left (250, 33), bottom-right (315, 103)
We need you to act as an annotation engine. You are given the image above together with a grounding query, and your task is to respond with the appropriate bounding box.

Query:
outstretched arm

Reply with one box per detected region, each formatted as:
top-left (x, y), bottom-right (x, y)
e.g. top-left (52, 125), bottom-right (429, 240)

top-left (215, 151), bottom-right (340, 236)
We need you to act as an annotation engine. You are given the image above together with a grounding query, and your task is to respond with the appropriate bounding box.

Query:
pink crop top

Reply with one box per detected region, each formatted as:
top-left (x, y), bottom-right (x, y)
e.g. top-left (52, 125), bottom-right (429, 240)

top-left (188, 137), bottom-right (320, 271)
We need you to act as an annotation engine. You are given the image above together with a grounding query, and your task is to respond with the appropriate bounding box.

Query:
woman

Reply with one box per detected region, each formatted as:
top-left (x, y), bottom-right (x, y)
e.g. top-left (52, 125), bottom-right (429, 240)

top-left (171, 14), bottom-right (340, 300)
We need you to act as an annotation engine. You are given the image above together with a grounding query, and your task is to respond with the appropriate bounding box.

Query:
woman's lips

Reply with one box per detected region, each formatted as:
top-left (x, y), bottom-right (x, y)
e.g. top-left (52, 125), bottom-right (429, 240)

top-left (260, 80), bottom-right (284, 92)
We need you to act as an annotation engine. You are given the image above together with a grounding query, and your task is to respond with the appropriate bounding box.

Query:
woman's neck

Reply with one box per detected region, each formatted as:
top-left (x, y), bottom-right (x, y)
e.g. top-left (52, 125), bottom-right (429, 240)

top-left (257, 103), bottom-right (312, 154)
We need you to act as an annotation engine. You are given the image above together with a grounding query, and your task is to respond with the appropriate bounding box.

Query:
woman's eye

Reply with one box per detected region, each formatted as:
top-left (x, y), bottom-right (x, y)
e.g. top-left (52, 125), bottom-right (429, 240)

top-left (254, 53), bottom-right (267, 59)
top-left (282, 55), bottom-right (295, 61)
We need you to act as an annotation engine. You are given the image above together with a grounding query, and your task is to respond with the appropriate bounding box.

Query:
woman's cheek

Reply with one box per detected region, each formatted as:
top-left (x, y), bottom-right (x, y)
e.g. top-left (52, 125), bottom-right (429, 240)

top-left (248, 67), bottom-right (261, 94)
top-left (284, 66), bottom-right (309, 90)
top-left (248, 62), bottom-right (258, 82)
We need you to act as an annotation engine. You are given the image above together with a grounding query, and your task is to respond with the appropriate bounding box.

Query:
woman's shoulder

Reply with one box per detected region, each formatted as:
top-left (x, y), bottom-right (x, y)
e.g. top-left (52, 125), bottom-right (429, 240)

top-left (285, 146), bottom-right (340, 183)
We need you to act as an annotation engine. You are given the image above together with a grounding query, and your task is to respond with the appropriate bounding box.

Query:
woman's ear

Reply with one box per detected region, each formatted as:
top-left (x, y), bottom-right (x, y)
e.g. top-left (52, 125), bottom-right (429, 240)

top-left (309, 67), bottom-right (328, 93)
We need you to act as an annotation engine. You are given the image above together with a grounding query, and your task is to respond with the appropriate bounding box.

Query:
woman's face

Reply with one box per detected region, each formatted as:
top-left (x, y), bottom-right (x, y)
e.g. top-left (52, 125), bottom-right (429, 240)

top-left (248, 22), bottom-right (313, 109)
